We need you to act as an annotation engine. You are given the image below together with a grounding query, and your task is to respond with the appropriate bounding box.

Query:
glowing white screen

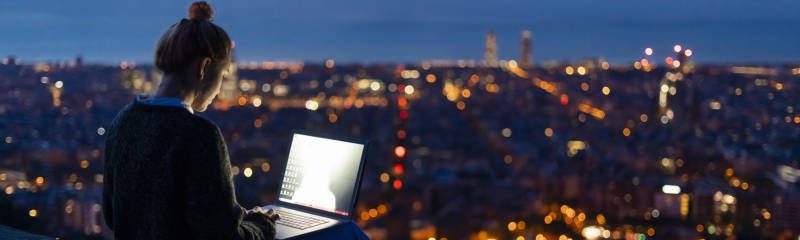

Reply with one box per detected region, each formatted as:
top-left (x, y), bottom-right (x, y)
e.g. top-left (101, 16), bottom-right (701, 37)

top-left (279, 134), bottom-right (364, 216)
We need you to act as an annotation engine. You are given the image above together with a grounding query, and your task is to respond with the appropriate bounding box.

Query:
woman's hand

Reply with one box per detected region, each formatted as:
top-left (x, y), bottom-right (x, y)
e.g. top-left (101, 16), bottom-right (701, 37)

top-left (249, 206), bottom-right (280, 221)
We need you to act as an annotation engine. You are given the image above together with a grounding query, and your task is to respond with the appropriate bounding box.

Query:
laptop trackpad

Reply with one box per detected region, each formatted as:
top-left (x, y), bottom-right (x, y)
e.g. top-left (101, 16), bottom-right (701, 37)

top-left (264, 205), bottom-right (341, 240)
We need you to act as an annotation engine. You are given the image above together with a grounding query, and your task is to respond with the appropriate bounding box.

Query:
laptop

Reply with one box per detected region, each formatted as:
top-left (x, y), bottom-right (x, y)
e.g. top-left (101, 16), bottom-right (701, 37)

top-left (261, 130), bottom-right (368, 239)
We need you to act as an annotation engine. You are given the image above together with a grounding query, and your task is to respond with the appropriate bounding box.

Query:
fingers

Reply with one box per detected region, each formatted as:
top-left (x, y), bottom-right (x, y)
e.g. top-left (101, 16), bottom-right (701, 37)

top-left (265, 209), bottom-right (280, 221)
top-left (251, 207), bottom-right (280, 221)
top-left (252, 206), bottom-right (263, 213)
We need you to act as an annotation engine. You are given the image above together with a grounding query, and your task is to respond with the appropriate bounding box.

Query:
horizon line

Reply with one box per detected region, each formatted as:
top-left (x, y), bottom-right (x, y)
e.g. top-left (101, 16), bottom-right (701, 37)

top-left (3, 56), bottom-right (799, 67)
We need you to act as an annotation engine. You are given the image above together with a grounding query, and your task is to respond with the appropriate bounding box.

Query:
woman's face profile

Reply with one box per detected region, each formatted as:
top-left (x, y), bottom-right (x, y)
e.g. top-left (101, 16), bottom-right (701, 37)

top-left (192, 59), bottom-right (230, 112)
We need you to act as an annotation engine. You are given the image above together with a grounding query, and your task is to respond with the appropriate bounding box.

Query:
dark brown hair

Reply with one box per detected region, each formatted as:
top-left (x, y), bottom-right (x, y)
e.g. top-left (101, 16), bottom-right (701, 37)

top-left (154, 1), bottom-right (232, 74)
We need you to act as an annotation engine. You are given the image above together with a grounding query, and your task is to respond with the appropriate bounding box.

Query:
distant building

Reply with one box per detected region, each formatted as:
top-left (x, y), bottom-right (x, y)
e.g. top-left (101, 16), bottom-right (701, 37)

top-left (484, 31), bottom-right (497, 67)
top-left (773, 191), bottom-right (800, 230)
top-left (520, 30), bottom-right (532, 68)
top-left (3, 55), bottom-right (17, 65)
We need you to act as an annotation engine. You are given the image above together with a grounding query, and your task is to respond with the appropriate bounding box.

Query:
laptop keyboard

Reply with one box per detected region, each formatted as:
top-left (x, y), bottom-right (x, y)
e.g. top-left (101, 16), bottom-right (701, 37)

top-left (275, 209), bottom-right (329, 230)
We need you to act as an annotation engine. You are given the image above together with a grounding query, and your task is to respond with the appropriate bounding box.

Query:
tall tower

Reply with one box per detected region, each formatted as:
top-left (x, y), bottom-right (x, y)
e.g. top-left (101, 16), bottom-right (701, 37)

top-left (75, 55), bottom-right (83, 67)
top-left (484, 31), bottom-right (498, 67)
top-left (520, 30), bottom-right (532, 68)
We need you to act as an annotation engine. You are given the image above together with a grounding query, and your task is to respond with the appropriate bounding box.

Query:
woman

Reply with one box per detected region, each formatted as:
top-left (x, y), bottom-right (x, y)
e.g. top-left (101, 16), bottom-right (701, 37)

top-left (102, 2), bottom-right (277, 239)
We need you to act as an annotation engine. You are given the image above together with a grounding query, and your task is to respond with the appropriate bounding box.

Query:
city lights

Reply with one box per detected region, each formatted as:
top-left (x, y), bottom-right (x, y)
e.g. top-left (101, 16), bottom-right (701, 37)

top-left (392, 179), bottom-right (402, 190)
top-left (778, 165), bottom-right (800, 183)
top-left (394, 146), bottom-right (406, 159)
top-left (544, 128), bottom-right (554, 137)
top-left (709, 101), bottom-right (721, 110)
top-left (243, 167), bottom-right (253, 178)
top-left (0, 20), bottom-right (794, 240)
top-left (507, 60), bottom-right (518, 68)
top-left (392, 164), bottom-right (404, 175)
top-left (272, 84), bottom-right (289, 96)
top-left (304, 99), bottom-right (319, 111)
top-left (565, 66), bottom-right (575, 75)
top-left (80, 160), bottom-right (90, 169)
top-left (567, 140), bottom-right (586, 157)
top-left (401, 70), bottom-right (420, 79)
top-left (581, 226), bottom-right (603, 240)
top-left (404, 85), bottom-right (415, 95)
top-left (260, 163), bottom-right (270, 172)
top-left (379, 173), bottom-right (390, 183)
top-left (673, 44), bottom-right (682, 53)
top-left (461, 89), bottom-right (471, 98)
top-left (369, 81), bottom-right (381, 91)
top-left (662, 185), bottom-right (681, 194)
top-left (425, 74), bottom-right (437, 83)
top-left (501, 128), bottom-right (512, 138)
top-left (576, 66), bottom-right (587, 76)
top-left (324, 59), bottom-right (335, 69)
top-left (560, 94), bottom-right (569, 106)
top-left (507, 221), bottom-right (517, 231)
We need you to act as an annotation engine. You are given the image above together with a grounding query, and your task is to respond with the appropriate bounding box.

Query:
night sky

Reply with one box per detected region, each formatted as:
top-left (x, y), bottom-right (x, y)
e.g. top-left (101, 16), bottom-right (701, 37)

top-left (1, 0), bottom-right (798, 64)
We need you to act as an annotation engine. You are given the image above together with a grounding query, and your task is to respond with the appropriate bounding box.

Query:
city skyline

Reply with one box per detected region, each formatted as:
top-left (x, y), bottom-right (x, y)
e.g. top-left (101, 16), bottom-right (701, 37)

top-left (1, 0), bottom-right (799, 64)
top-left (2, 52), bottom-right (798, 239)
top-left (1, 1), bottom-right (800, 239)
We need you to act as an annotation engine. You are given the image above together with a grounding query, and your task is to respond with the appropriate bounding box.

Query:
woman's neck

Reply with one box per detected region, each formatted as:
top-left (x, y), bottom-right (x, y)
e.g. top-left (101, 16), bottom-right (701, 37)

top-left (152, 74), bottom-right (195, 106)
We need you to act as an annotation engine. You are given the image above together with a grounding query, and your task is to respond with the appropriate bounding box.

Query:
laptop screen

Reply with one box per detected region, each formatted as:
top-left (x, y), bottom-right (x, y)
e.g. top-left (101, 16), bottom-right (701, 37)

top-left (278, 133), bottom-right (365, 216)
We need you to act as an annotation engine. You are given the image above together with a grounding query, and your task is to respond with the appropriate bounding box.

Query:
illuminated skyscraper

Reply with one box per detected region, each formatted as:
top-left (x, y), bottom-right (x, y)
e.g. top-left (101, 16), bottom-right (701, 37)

top-left (484, 31), bottom-right (497, 67)
top-left (520, 30), bottom-right (532, 68)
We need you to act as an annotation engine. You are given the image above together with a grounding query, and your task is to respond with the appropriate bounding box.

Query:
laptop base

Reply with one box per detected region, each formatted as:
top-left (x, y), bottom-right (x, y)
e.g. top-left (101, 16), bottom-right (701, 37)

top-left (264, 204), bottom-right (343, 240)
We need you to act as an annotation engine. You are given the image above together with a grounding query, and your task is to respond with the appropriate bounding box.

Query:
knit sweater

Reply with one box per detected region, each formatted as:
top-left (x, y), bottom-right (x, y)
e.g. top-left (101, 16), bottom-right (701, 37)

top-left (103, 100), bottom-right (275, 240)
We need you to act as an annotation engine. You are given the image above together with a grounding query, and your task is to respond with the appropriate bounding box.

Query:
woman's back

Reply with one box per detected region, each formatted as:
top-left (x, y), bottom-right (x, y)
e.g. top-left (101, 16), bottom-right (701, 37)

top-left (102, 2), bottom-right (276, 239)
top-left (104, 101), bottom-right (194, 238)
top-left (104, 101), bottom-right (274, 239)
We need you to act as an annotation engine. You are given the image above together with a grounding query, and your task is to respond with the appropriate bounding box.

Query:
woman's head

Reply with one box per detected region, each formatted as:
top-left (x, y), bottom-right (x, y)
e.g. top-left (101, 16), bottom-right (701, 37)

top-left (154, 1), bottom-right (232, 112)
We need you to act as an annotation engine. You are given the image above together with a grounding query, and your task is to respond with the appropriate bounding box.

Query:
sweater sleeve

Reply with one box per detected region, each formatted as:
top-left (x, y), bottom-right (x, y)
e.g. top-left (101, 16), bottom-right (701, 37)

top-left (180, 121), bottom-right (275, 240)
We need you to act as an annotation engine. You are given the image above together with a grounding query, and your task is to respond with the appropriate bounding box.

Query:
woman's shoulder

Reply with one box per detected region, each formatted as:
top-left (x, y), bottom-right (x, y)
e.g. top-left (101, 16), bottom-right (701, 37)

top-left (110, 100), bottom-right (222, 139)
top-left (185, 114), bottom-right (224, 139)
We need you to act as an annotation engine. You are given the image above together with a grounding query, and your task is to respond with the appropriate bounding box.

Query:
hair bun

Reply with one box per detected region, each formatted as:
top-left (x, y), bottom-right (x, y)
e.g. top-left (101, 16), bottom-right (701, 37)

top-left (188, 1), bottom-right (213, 21)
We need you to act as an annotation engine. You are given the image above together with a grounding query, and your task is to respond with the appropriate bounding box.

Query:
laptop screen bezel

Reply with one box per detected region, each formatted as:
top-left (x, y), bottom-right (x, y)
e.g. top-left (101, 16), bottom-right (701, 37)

top-left (273, 129), bottom-right (369, 220)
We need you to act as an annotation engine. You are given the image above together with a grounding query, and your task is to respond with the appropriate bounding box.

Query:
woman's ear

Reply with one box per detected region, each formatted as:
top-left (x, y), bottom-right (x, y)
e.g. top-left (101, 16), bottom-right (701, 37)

top-left (198, 57), bottom-right (212, 80)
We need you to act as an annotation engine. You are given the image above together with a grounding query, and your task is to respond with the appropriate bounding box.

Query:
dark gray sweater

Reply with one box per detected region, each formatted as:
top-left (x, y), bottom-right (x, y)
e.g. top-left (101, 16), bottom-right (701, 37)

top-left (103, 100), bottom-right (275, 240)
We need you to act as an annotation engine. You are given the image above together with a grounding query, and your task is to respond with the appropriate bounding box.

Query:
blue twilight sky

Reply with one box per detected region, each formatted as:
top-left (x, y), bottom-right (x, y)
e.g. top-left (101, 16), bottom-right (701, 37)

top-left (0, 0), bottom-right (798, 64)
